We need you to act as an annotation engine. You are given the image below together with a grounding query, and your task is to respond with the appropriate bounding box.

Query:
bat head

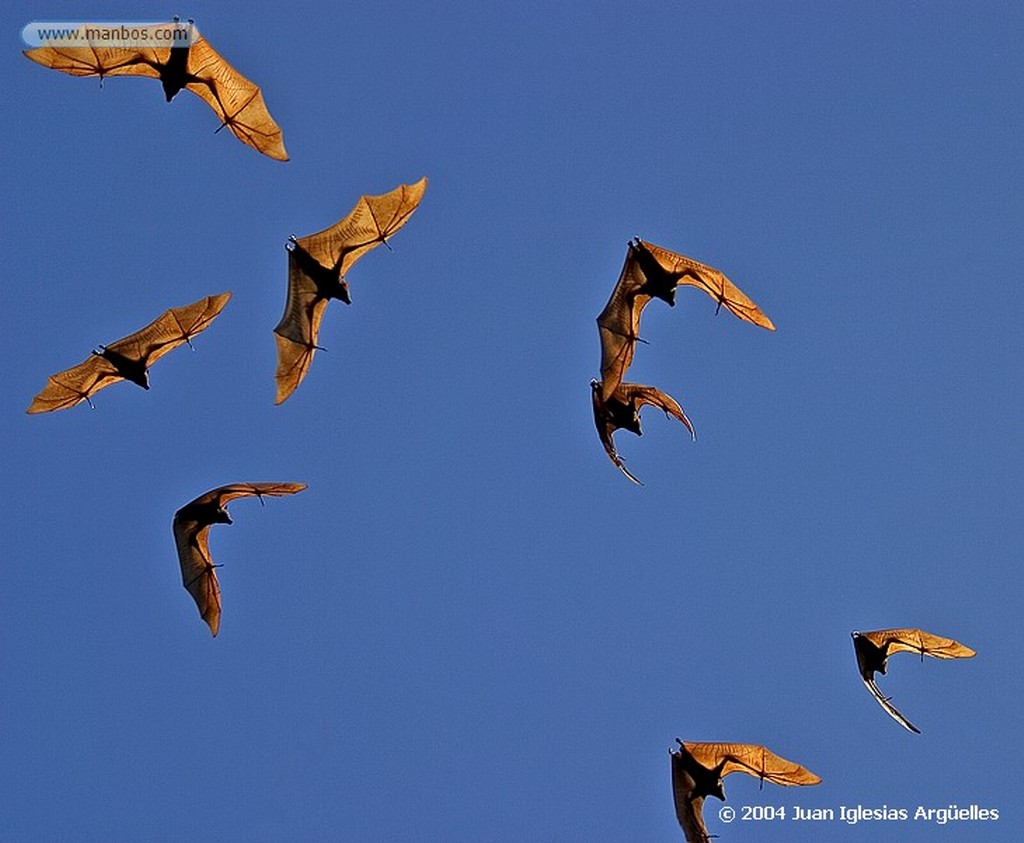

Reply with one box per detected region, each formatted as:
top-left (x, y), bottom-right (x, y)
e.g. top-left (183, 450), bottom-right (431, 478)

top-left (214, 507), bottom-right (233, 525)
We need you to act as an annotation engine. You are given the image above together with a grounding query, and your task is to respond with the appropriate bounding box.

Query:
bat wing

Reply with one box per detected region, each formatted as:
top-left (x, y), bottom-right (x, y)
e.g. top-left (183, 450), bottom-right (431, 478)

top-left (183, 32), bottom-right (288, 161)
top-left (684, 742), bottom-right (821, 787)
top-left (274, 250), bottom-right (325, 346)
top-left (671, 750), bottom-right (712, 843)
top-left (640, 240), bottom-right (776, 330)
top-left (273, 257), bottom-right (329, 404)
top-left (188, 481), bottom-right (309, 510)
top-left (596, 248), bottom-right (650, 403)
top-left (26, 353), bottom-right (122, 413)
top-left (861, 674), bottom-right (921, 734)
top-left (274, 333), bottom-right (322, 405)
top-left (620, 382), bottom-right (695, 441)
top-left (104, 292), bottom-right (232, 367)
top-left (296, 178), bottom-right (428, 274)
top-left (860, 628), bottom-right (977, 661)
top-left (173, 517), bottom-right (222, 636)
top-left (23, 24), bottom-right (164, 79)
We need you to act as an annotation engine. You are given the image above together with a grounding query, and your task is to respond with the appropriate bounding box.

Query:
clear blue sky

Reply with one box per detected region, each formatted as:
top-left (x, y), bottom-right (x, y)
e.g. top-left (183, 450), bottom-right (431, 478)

top-left (2, 2), bottom-right (1020, 841)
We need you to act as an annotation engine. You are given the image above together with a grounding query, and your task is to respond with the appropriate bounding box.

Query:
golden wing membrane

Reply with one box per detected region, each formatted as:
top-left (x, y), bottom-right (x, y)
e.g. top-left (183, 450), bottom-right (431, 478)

top-left (24, 22), bottom-right (287, 160)
top-left (23, 25), bottom-right (164, 79)
top-left (683, 742), bottom-right (822, 787)
top-left (183, 34), bottom-right (288, 161)
top-left (851, 628), bottom-right (975, 733)
top-left (859, 628), bottom-right (977, 660)
top-left (634, 239), bottom-right (776, 330)
top-left (296, 177), bottom-right (428, 273)
top-left (26, 355), bottom-right (123, 414)
top-left (273, 178), bottom-right (427, 404)
top-left (173, 482), bottom-right (307, 636)
top-left (596, 247), bottom-right (651, 403)
top-left (591, 380), bottom-right (694, 486)
top-left (27, 292), bottom-right (231, 413)
top-left (105, 292), bottom-right (232, 366)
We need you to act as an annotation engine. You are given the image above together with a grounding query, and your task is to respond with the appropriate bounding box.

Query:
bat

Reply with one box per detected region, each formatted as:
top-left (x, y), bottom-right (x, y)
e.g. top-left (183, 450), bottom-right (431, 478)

top-left (23, 20), bottom-right (288, 160)
top-left (671, 739), bottom-right (821, 843)
top-left (273, 177), bottom-right (428, 404)
top-left (596, 238), bottom-right (775, 403)
top-left (852, 628), bottom-right (976, 733)
top-left (173, 482), bottom-right (307, 636)
top-left (27, 293), bottom-right (231, 413)
top-left (590, 379), bottom-right (694, 485)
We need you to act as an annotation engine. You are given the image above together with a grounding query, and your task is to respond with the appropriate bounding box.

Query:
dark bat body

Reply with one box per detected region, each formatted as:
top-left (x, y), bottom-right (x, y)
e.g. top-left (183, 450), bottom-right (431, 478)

top-left (671, 740), bottom-right (820, 843)
top-left (590, 379), bottom-right (694, 485)
top-left (23, 21), bottom-right (288, 160)
top-left (27, 293), bottom-right (231, 413)
top-left (852, 628), bottom-right (976, 733)
top-left (173, 482), bottom-right (307, 636)
top-left (273, 177), bottom-right (428, 404)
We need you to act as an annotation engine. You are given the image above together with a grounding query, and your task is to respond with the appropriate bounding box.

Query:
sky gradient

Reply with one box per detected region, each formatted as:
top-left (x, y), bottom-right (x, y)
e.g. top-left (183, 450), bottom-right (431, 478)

top-left (2, 2), bottom-right (1021, 841)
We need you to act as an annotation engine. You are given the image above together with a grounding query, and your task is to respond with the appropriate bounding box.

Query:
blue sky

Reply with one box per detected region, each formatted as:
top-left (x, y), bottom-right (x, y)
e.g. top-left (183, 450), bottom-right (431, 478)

top-left (2, 1), bottom-right (1020, 841)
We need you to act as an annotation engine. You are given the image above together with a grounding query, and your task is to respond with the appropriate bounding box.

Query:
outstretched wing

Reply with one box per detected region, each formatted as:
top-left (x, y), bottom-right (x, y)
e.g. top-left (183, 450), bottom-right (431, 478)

top-left (670, 751), bottom-right (712, 843)
top-left (620, 382), bottom-right (695, 441)
top-left (596, 248), bottom-right (650, 402)
top-left (173, 516), bottom-right (223, 636)
top-left (26, 354), bottom-right (122, 413)
top-left (105, 292), bottom-right (232, 367)
top-left (203, 481), bottom-right (309, 510)
top-left (861, 628), bottom-right (977, 661)
top-left (296, 178), bottom-right (428, 275)
top-left (23, 23), bottom-right (165, 79)
top-left (273, 333), bottom-right (323, 405)
top-left (637, 240), bottom-right (776, 330)
top-left (273, 248), bottom-right (331, 404)
top-left (184, 32), bottom-right (288, 161)
top-left (274, 249), bottom-right (327, 346)
top-left (860, 673), bottom-right (921, 734)
top-left (684, 742), bottom-right (821, 787)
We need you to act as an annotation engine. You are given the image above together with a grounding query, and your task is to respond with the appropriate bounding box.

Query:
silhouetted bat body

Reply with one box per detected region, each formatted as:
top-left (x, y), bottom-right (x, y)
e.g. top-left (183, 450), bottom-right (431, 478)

top-left (671, 739), bottom-right (821, 843)
top-left (23, 20), bottom-right (288, 160)
top-left (852, 628), bottom-right (976, 733)
top-left (590, 379), bottom-right (694, 485)
top-left (173, 482), bottom-right (307, 636)
top-left (273, 177), bottom-right (428, 404)
top-left (27, 293), bottom-right (231, 413)
top-left (596, 238), bottom-right (775, 403)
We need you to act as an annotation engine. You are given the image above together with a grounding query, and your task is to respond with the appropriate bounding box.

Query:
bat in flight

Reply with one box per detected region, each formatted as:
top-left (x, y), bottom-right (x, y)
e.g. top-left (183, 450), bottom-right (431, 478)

top-left (23, 19), bottom-right (288, 160)
top-left (173, 482), bottom-right (307, 636)
top-left (852, 628), bottom-right (976, 733)
top-left (590, 379), bottom-right (694, 485)
top-left (596, 238), bottom-right (775, 403)
top-left (273, 177), bottom-right (428, 404)
top-left (27, 292), bottom-right (231, 413)
top-left (671, 739), bottom-right (821, 843)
